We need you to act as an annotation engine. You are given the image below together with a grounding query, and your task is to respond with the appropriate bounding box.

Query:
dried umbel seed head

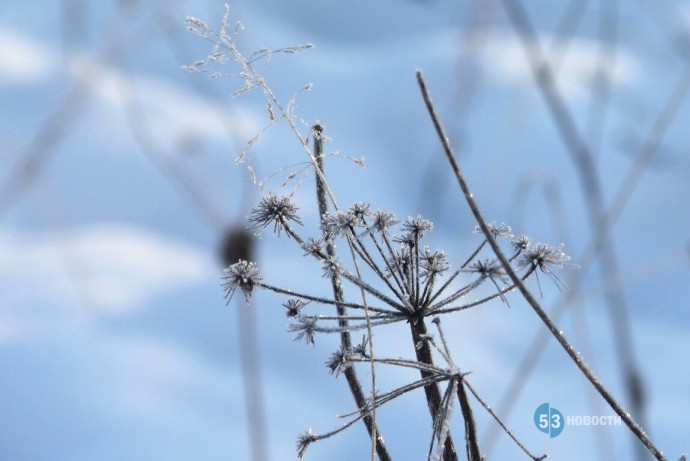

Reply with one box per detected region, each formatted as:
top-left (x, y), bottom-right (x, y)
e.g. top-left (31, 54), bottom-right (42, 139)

top-left (402, 216), bottom-right (433, 239)
top-left (512, 234), bottom-right (532, 252)
top-left (419, 247), bottom-right (450, 281)
top-left (518, 243), bottom-right (572, 273)
top-left (326, 345), bottom-right (354, 377)
top-left (518, 243), bottom-right (575, 294)
top-left (283, 298), bottom-right (307, 318)
top-left (362, 209), bottom-right (398, 237)
top-left (347, 202), bottom-right (371, 225)
top-left (248, 192), bottom-right (303, 236)
top-left (320, 211), bottom-right (360, 239)
top-left (474, 222), bottom-right (514, 241)
top-left (468, 258), bottom-right (507, 282)
top-left (222, 260), bottom-right (262, 303)
top-left (289, 316), bottom-right (318, 347)
top-left (301, 236), bottom-right (325, 258)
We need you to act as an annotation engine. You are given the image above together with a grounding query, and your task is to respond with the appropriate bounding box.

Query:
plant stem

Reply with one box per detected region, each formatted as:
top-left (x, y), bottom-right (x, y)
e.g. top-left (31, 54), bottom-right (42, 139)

top-left (416, 69), bottom-right (667, 461)
top-left (313, 124), bottom-right (392, 461)
top-left (409, 317), bottom-right (458, 461)
top-left (456, 378), bottom-right (481, 461)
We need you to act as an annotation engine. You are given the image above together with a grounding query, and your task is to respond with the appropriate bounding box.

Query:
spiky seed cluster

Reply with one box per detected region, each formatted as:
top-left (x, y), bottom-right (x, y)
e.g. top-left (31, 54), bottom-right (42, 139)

top-left (302, 237), bottom-right (325, 257)
top-left (284, 298), bottom-right (307, 317)
top-left (419, 247), bottom-right (450, 282)
top-left (368, 210), bottom-right (398, 235)
top-left (466, 258), bottom-right (512, 305)
top-left (248, 192), bottom-right (303, 236)
top-left (222, 260), bottom-right (261, 303)
top-left (321, 211), bottom-right (360, 239)
top-left (326, 336), bottom-right (371, 377)
top-left (347, 202), bottom-right (370, 224)
top-left (320, 202), bottom-right (371, 239)
top-left (402, 216), bottom-right (433, 239)
top-left (474, 221), bottom-right (514, 241)
top-left (352, 335), bottom-right (370, 358)
top-left (517, 243), bottom-right (576, 294)
top-left (326, 345), bottom-right (354, 377)
top-left (512, 234), bottom-right (532, 252)
top-left (519, 243), bottom-right (572, 273)
top-left (289, 316), bottom-right (318, 346)
top-left (297, 429), bottom-right (318, 459)
top-left (468, 258), bottom-right (507, 283)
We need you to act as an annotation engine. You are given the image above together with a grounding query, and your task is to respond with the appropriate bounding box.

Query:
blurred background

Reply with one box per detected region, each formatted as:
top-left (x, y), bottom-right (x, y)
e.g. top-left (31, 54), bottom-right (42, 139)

top-left (1, 0), bottom-right (689, 459)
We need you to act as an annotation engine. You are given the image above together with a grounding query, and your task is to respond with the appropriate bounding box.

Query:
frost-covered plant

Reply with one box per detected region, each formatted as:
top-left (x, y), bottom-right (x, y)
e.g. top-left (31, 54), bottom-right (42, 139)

top-left (187, 5), bottom-right (668, 461)
top-left (222, 179), bottom-right (565, 460)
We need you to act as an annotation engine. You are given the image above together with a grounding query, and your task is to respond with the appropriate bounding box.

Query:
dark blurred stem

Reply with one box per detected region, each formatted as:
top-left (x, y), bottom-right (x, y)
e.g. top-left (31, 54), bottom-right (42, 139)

top-left (409, 318), bottom-right (458, 461)
top-left (236, 298), bottom-right (270, 461)
top-left (416, 70), bottom-right (667, 461)
top-left (313, 125), bottom-right (391, 461)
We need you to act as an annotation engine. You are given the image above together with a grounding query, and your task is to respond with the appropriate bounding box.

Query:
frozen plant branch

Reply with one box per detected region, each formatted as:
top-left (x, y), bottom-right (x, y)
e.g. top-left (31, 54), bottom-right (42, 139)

top-left (416, 69), bottom-right (667, 461)
top-left (312, 124), bottom-right (391, 461)
top-left (462, 379), bottom-right (547, 461)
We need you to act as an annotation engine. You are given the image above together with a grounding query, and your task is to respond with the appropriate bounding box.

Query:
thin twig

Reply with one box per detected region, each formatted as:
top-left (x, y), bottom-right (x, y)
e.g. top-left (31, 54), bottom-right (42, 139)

top-left (433, 319), bottom-right (481, 461)
top-left (409, 317), bottom-right (459, 461)
top-left (416, 69), bottom-right (667, 461)
top-left (343, 230), bottom-right (380, 461)
top-left (463, 380), bottom-right (546, 461)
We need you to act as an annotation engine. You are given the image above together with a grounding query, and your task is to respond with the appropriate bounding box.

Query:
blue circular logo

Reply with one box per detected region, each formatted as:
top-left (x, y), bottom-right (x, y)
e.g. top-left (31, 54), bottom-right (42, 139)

top-left (534, 403), bottom-right (564, 438)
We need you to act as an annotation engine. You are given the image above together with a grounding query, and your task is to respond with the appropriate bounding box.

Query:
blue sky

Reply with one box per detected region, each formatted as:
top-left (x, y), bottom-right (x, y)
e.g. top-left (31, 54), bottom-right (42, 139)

top-left (1, 1), bottom-right (689, 460)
